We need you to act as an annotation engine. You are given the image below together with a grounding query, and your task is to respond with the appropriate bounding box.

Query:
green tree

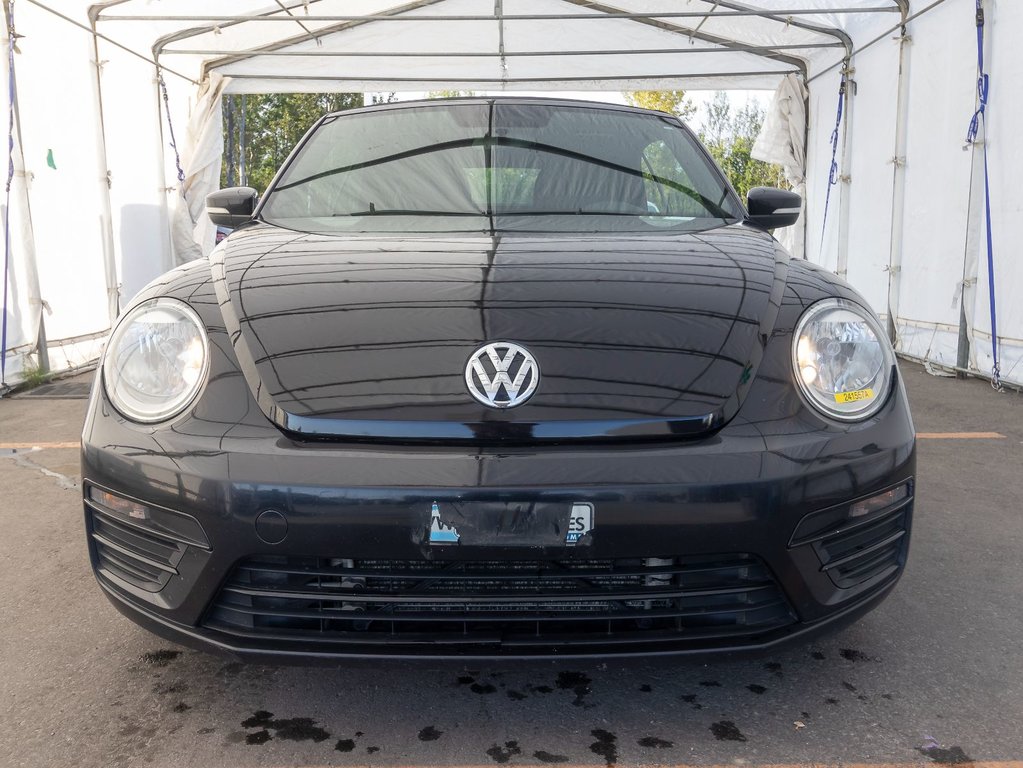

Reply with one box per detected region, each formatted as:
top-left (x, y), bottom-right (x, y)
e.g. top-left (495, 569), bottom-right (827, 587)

top-left (623, 90), bottom-right (697, 123)
top-left (698, 92), bottom-right (786, 200)
top-left (427, 90), bottom-right (478, 99)
top-left (221, 92), bottom-right (364, 193)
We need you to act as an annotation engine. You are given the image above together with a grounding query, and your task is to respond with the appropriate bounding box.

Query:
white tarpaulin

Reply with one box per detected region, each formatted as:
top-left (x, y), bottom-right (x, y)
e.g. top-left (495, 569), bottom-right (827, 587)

top-left (752, 73), bottom-right (808, 260)
top-left (2, 0), bottom-right (1021, 389)
top-left (170, 72), bottom-right (229, 264)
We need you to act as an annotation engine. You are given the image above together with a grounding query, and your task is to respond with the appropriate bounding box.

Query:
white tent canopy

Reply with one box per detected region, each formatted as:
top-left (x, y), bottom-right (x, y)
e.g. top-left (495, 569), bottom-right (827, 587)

top-left (2, 0), bottom-right (1021, 389)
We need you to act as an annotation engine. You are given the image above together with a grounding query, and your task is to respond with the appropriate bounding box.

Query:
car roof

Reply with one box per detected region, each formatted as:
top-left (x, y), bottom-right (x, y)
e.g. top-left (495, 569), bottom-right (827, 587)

top-left (323, 96), bottom-right (677, 121)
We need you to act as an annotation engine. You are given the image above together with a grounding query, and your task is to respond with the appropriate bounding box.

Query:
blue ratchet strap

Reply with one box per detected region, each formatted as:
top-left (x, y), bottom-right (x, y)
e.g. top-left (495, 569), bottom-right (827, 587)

top-left (965, 0), bottom-right (1000, 388)
top-left (2, 1), bottom-right (15, 385)
top-left (819, 71), bottom-right (847, 253)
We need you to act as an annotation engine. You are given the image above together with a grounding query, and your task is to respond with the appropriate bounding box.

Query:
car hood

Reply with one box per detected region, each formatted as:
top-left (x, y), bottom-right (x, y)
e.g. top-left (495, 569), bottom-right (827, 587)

top-left (210, 224), bottom-right (788, 443)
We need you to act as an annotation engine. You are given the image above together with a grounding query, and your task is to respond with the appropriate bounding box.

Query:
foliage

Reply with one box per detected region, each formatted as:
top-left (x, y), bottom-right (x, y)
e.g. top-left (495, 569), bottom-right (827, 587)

top-left (221, 93), bottom-right (365, 193)
top-left (427, 90), bottom-right (479, 99)
top-left (16, 356), bottom-right (49, 390)
top-left (698, 92), bottom-right (787, 200)
top-left (623, 90), bottom-right (697, 123)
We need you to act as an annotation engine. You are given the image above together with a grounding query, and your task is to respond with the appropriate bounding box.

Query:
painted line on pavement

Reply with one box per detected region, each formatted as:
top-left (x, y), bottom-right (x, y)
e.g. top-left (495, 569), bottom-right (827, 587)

top-left (0, 441), bottom-right (80, 450)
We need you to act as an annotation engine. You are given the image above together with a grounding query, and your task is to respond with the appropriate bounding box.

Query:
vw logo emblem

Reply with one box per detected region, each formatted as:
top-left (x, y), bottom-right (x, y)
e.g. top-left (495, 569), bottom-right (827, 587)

top-left (465, 342), bottom-right (540, 409)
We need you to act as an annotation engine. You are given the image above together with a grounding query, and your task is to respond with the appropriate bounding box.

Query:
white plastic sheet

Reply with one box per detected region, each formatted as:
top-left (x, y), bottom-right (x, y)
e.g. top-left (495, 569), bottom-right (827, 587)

top-left (752, 74), bottom-right (808, 260)
top-left (170, 73), bottom-right (229, 265)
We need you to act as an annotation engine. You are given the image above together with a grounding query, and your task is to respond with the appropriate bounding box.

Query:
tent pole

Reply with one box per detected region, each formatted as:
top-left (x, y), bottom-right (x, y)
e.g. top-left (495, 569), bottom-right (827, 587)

top-left (2, 0), bottom-right (47, 379)
top-left (89, 24), bottom-right (121, 322)
top-left (152, 62), bottom-right (175, 273)
top-left (225, 95), bottom-right (234, 188)
top-left (239, 95), bottom-right (246, 187)
top-left (801, 77), bottom-right (810, 261)
top-left (835, 60), bottom-right (854, 278)
top-left (884, 21), bottom-right (912, 345)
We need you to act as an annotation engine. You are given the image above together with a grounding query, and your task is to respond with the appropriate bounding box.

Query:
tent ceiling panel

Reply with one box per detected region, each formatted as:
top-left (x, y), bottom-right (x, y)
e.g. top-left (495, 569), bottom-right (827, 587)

top-left (208, 0), bottom-right (806, 90)
top-left (79, 0), bottom-right (909, 90)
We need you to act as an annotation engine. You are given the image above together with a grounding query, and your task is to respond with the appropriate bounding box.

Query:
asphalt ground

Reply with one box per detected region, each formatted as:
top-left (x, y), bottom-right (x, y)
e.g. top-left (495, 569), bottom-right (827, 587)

top-left (0, 361), bottom-right (1021, 768)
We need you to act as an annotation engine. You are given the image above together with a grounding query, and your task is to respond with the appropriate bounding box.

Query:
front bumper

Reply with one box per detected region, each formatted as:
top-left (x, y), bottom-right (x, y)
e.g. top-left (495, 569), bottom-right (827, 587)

top-left (81, 379), bottom-right (915, 661)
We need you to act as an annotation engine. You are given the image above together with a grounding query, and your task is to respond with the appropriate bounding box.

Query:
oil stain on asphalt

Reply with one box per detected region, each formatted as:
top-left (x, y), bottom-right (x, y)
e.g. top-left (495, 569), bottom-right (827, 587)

top-left (556, 671), bottom-right (592, 708)
top-left (918, 744), bottom-right (974, 764)
top-left (589, 728), bottom-right (618, 765)
top-left (418, 725), bottom-right (443, 741)
top-left (638, 736), bottom-right (674, 748)
top-left (237, 710), bottom-right (330, 745)
top-left (710, 720), bottom-right (747, 742)
top-left (486, 740), bottom-right (522, 763)
top-left (533, 749), bottom-right (568, 763)
top-left (841, 648), bottom-right (877, 662)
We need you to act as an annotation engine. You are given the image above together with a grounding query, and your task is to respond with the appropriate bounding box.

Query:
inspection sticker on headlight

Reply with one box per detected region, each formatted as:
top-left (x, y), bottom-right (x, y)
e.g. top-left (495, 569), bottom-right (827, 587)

top-left (834, 388), bottom-right (874, 404)
top-left (566, 503), bottom-right (594, 545)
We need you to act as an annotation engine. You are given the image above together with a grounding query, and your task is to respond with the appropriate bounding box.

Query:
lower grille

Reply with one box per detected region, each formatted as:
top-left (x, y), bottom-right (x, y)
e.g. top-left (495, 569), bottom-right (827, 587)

top-left (815, 506), bottom-right (910, 589)
top-left (89, 508), bottom-right (185, 592)
top-left (203, 554), bottom-right (796, 655)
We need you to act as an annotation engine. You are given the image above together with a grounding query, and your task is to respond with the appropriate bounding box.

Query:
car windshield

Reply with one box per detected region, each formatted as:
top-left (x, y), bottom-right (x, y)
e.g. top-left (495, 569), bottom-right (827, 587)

top-left (259, 101), bottom-right (744, 234)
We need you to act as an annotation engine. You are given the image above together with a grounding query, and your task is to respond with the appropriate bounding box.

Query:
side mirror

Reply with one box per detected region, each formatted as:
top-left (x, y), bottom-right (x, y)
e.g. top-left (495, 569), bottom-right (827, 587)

top-left (747, 187), bottom-right (801, 229)
top-left (206, 187), bottom-right (258, 228)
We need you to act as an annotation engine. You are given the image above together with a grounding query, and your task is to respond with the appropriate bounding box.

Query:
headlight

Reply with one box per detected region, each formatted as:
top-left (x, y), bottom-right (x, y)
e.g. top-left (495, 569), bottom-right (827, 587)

top-left (102, 298), bottom-right (209, 423)
top-left (792, 298), bottom-right (894, 421)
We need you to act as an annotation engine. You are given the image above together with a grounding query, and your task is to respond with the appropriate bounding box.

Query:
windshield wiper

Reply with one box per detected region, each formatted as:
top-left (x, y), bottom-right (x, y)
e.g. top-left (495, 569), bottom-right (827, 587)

top-left (335, 208), bottom-right (485, 217)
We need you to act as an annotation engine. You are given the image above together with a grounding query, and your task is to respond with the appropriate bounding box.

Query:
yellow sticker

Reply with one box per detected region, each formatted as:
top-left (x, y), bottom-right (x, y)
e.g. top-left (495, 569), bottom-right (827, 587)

top-left (835, 388), bottom-right (874, 404)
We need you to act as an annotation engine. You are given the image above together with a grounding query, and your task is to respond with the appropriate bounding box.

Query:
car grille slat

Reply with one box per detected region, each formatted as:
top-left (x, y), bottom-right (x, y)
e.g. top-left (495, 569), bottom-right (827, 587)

top-left (218, 581), bottom-right (777, 604)
top-left (203, 554), bottom-right (796, 655)
top-left (210, 594), bottom-right (789, 623)
top-left (814, 508), bottom-right (910, 589)
top-left (89, 508), bottom-right (185, 593)
top-left (233, 561), bottom-right (740, 582)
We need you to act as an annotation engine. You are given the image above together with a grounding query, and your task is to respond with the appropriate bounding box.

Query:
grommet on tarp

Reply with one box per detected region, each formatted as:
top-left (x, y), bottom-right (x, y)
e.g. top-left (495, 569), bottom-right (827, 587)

top-left (964, 0), bottom-right (1001, 390)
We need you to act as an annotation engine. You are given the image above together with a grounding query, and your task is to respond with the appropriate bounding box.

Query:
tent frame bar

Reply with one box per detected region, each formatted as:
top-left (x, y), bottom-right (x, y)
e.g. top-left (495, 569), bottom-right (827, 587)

top-left (561, 0), bottom-right (812, 76)
top-left (170, 0), bottom-right (448, 79)
top-left (809, 0), bottom-right (947, 82)
top-left (162, 43), bottom-right (845, 57)
top-left (218, 70), bottom-right (801, 84)
top-left (25, 0), bottom-right (197, 82)
top-left (97, 8), bottom-right (902, 23)
top-left (188, 0), bottom-right (817, 82)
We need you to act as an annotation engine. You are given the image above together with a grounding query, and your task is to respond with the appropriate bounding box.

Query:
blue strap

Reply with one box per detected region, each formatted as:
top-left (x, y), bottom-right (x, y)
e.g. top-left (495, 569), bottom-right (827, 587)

top-left (2, 2), bottom-right (15, 385)
top-left (158, 70), bottom-right (186, 185)
top-left (819, 71), bottom-right (846, 253)
top-left (965, 0), bottom-right (1000, 388)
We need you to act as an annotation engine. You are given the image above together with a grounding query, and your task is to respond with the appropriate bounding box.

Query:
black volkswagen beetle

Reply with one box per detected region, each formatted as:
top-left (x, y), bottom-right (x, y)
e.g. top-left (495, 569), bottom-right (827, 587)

top-left (82, 98), bottom-right (915, 661)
